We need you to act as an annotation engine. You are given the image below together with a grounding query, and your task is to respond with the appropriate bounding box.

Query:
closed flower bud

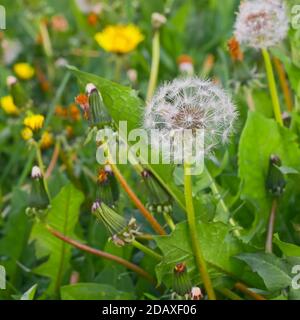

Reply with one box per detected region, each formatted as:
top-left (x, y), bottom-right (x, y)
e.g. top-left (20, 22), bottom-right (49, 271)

top-left (91, 200), bottom-right (140, 246)
top-left (27, 166), bottom-right (50, 216)
top-left (7, 75), bottom-right (30, 108)
top-left (190, 287), bottom-right (203, 300)
top-left (141, 170), bottom-right (172, 215)
top-left (85, 83), bottom-right (111, 127)
top-left (266, 154), bottom-right (286, 197)
top-left (97, 165), bottom-right (119, 206)
top-left (172, 263), bottom-right (192, 298)
top-left (151, 12), bottom-right (167, 30)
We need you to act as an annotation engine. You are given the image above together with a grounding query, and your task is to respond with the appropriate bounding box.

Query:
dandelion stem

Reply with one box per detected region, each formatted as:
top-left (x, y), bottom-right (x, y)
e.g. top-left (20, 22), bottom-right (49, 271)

top-left (45, 225), bottom-right (156, 285)
top-left (114, 55), bottom-right (123, 82)
top-left (106, 151), bottom-right (166, 236)
top-left (45, 140), bottom-right (60, 179)
top-left (217, 288), bottom-right (243, 300)
top-left (146, 30), bottom-right (160, 102)
top-left (163, 212), bottom-right (176, 231)
top-left (265, 198), bottom-right (278, 254)
top-left (132, 240), bottom-right (162, 261)
top-left (34, 141), bottom-right (51, 200)
top-left (234, 282), bottom-right (266, 301)
top-left (262, 48), bottom-right (283, 126)
top-left (205, 168), bottom-right (240, 236)
top-left (183, 162), bottom-right (216, 300)
top-left (273, 57), bottom-right (293, 112)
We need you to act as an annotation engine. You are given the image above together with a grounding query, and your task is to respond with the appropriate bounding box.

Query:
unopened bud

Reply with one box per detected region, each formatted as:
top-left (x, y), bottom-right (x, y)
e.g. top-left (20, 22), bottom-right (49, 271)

top-left (151, 12), bottom-right (167, 29)
top-left (31, 165), bottom-right (42, 179)
top-left (266, 154), bottom-right (286, 197)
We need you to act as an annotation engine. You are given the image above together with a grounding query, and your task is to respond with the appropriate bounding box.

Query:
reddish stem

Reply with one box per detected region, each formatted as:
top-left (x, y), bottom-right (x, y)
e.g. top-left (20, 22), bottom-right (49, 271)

top-left (46, 225), bottom-right (156, 285)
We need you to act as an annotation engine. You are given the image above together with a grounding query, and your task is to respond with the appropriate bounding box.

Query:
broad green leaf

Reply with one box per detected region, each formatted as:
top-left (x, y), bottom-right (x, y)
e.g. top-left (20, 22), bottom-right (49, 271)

top-left (30, 184), bottom-right (84, 296)
top-left (60, 283), bottom-right (133, 300)
top-left (20, 284), bottom-right (38, 300)
top-left (238, 112), bottom-right (300, 239)
top-left (236, 253), bottom-right (292, 292)
top-left (68, 66), bottom-right (187, 211)
top-left (274, 234), bottom-right (300, 257)
top-left (0, 188), bottom-right (32, 286)
top-left (154, 221), bottom-right (254, 287)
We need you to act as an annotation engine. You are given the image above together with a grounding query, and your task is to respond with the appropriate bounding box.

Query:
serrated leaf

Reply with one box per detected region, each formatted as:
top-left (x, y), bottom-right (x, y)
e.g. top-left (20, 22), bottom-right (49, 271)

top-left (238, 112), bottom-right (300, 239)
top-left (30, 184), bottom-right (84, 296)
top-left (236, 253), bottom-right (292, 291)
top-left (60, 283), bottom-right (133, 300)
top-left (154, 221), bottom-right (254, 287)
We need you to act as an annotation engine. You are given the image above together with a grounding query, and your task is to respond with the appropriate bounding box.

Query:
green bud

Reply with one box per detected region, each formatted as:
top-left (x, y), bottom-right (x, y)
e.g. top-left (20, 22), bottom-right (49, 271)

top-left (7, 76), bottom-right (31, 109)
top-left (86, 83), bottom-right (111, 127)
top-left (27, 166), bottom-right (50, 217)
top-left (141, 170), bottom-right (173, 215)
top-left (266, 154), bottom-right (286, 197)
top-left (91, 200), bottom-right (140, 246)
top-left (172, 263), bottom-right (192, 297)
top-left (97, 165), bottom-right (119, 206)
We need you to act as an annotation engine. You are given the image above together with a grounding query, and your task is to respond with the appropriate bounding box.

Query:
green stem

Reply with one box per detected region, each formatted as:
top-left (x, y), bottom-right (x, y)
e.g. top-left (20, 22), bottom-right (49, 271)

top-left (217, 288), bottom-right (243, 300)
top-left (262, 48), bottom-right (283, 126)
top-left (114, 55), bottom-right (123, 82)
top-left (205, 168), bottom-right (240, 237)
top-left (184, 162), bottom-right (216, 300)
top-left (146, 30), bottom-right (160, 102)
top-left (34, 142), bottom-right (51, 200)
top-left (132, 240), bottom-right (162, 261)
top-left (265, 198), bottom-right (277, 254)
top-left (163, 212), bottom-right (176, 231)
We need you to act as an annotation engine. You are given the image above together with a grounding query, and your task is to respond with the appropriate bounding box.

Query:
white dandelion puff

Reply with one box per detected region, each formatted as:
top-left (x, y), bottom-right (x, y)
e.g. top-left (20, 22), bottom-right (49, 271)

top-left (144, 78), bottom-right (237, 163)
top-left (234, 0), bottom-right (289, 49)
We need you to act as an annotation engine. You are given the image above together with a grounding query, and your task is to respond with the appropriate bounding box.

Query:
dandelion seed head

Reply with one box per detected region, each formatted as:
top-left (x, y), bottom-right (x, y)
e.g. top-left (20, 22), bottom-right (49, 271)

top-left (144, 78), bottom-right (237, 159)
top-left (234, 0), bottom-right (288, 49)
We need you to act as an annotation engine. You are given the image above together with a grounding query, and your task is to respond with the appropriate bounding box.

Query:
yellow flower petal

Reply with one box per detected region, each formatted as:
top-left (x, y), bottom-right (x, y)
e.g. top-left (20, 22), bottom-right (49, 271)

top-left (13, 63), bottom-right (35, 80)
top-left (0, 95), bottom-right (20, 115)
top-left (23, 114), bottom-right (45, 131)
top-left (21, 127), bottom-right (33, 140)
top-left (40, 131), bottom-right (54, 149)
top-left (95, 24), bottom-right (144, 54)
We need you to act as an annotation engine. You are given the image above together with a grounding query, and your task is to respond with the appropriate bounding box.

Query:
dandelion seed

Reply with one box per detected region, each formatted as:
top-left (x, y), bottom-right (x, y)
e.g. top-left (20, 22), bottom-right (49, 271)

top-left (144, 77), bottom-right (237, 161)
top-left (234, 0), bottom-right (288, 49)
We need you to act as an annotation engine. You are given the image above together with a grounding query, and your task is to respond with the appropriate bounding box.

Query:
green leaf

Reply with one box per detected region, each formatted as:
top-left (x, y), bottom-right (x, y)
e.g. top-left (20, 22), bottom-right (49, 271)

top-left (238, 112), bottom-right (300, 239)
top-left (68, 66), bottom-right (187, 211)
top-left (0, 188), bottom-right (32, 286)
top-left (20, 284), bottom-right (38, 300)
top-left (274, 234), bottom-right (300, 257)
top-left (276, 166), bottom-right (299, 175)
top-left (60, 283), bottom-right (133, 300)
top-left (154, 221), bottom-right (254, 287)
top-left (236, 253), bottom-right (292, 292)
top-left (30, 184), bottom-right (84, 296)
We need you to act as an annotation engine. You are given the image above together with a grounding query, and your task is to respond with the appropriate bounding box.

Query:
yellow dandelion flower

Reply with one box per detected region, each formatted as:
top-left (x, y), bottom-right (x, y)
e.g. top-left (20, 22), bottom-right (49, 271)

top-left (21, 127), bottom-right (33, 140)
top-left (95, 24), bottom-right (144, 54)
top-left (13, 63), bottom-right (35, 80)
top-left (23, 114), bottom-right (45, 131)
top-left (40, 131), bottom-right (54, 149)
top-left (0, 95), bottom-right (20, 115)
